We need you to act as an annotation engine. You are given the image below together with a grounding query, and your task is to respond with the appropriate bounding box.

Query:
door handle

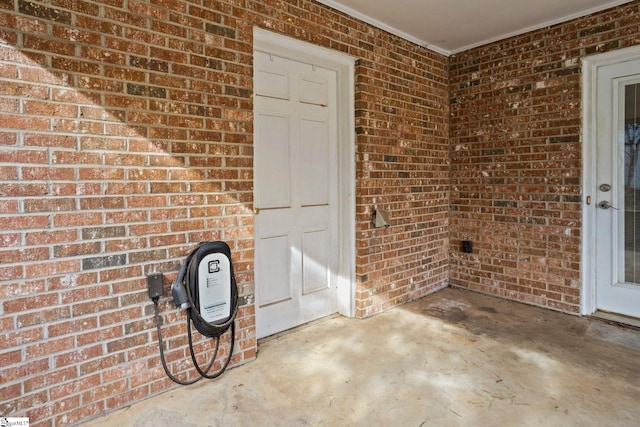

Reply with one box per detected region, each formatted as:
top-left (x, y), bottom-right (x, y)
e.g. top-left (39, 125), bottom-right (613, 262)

top-left (598, 201), bottom-right (619, 210)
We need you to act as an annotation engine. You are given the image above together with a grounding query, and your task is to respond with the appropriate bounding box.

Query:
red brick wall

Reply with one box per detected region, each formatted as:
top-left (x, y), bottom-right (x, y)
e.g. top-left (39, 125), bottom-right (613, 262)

top-left (449, 2), bottom-right (640, 312)
top-left (354, 42), bottom-right (450, 317)
top-left (0, 0), bottom-right (450, 425)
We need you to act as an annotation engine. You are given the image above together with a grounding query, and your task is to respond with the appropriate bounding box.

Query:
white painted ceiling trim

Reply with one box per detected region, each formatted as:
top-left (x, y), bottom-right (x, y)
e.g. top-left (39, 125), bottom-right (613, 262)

top-left (316, 0), bottom-right (444, 54)
top-left (316, 0), bottom-right (634, 56)
top-left (459, 0), bottom-right (635, 55)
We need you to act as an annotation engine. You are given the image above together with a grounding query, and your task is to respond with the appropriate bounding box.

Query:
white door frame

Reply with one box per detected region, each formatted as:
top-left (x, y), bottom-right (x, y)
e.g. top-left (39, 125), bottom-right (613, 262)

top-left (581, 44), bottom-right (640, 315)
top-left (253, 27), bottom-right (356, 318)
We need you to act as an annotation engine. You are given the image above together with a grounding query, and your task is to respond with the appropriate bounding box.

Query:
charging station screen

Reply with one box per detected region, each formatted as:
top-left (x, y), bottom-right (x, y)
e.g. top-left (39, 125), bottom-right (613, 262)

top-left (197, 253), bottom-right (231, 323)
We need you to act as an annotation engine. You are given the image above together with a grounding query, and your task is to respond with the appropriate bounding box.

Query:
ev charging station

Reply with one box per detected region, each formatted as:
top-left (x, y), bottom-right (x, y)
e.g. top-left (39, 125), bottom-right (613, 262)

top-left (149, 241), bottom-right (239, 385)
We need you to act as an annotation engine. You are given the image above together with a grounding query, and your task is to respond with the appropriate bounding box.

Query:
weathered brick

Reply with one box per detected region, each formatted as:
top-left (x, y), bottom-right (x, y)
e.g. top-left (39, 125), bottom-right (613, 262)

top-left (126, 83), bottom-right (167, 98)
top-left (18, 1), bottom-right (72, 23)
top-left (81, 254), bottom-right (126, 270)
top-left (71, 297), bottom-right (119, 318)
top-left (81, 226), bottom-right (126, 240)
top-left (0, 327), bottom-right (44, 348)
top-left (53, 212), bottom-right (102, 228)
top-left (0, 247), bottom-right (48, 263)
top-left (23, 197), bottom-right (76, 212)
top-left (0, 213), bottom-right (49, 230)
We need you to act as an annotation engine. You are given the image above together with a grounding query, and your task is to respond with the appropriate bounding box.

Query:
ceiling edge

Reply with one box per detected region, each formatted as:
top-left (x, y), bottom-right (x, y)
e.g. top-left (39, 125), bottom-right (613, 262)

top-left (448, 0), bottom-right (636, 54)
top-left (315, 0), bottom-right (450, 56)
top-left (316, 0), bottom-right (635, 57)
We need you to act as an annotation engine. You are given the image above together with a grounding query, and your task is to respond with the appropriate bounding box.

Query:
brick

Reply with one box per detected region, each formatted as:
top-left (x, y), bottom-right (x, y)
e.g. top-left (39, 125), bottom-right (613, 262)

top-left (52, 182), bottom-right (102, 197)
top-left (0, 131), bottom-right (17, 145)
top-left (81, 254), bottom-right (126, 270)
top-left (127, 83), bottom-right (167, 98)
top-left (23, 34), bottom-right (77, 56)
top-left (53, 242), bottom-right (100, 258)
top-left (105, 386), bottom-right (149, 411)
top-left (0, 214), bottom-right (49, 231)
top-left (23, 197), bottom-right (76, 212)
top-left (60, 284), bottom-right (110, 304)
top-left (0, 390), bottom-right (47, 417)
top-left (81, 226), bottom-right (126, 240)
top-left (4, 292), bottom-right (60, 313)
top-left (26, 336), bottom-right (75, 358)
top-left (1, 382), bottom-right (21, 402)
top-left (25, 229), bottom-right (78, 245)
top-left (76, 325), bottom-right (123, 346)
top-left (0, 247), bottom-right (48, 263)
top-left (22, 100), bottom-right (77, 117)
top-left (51, 150), bottom-right (100, 165)
top-left (18, 1), bottom-right (72, 24)
top-left (71, 297), bottom-right (118, 316)
top-left (102, 266), bottom-right (143, 284)
top-left (102, 359), bottom-right (147, 384)
top-left (104, 237), bottom-right (146, 253)
top-left (25, 400), bottom-right (56, 425)
top-left (79, 196), bottom-right (126, 210)
top-left (48, 317), bottom-right (99, 338)
top-left (0, 113), bottom-right (49, 130)
top-left (99, 306), bottom-right (142, 327)
top-left (0, 327), bottom-right (43, 348)
top-left (82, 379), bottom-right (128, 404)
top-left (129, 249), bottom-right (167, 263)
top-left (52, 212), bottom-right (102, 228)
top-left (49, 372), bottom-right (102, 401)
top-left (54, 402), bottom-right (104, 427)
top-left (52, 345), bottom-right (104, 371)
top-left (79, 353), bottom-right (125, 375)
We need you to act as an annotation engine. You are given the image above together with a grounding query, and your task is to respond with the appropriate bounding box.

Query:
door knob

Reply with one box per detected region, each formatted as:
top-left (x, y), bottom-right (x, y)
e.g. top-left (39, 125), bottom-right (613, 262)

top-left (598, 201), bottom-right (619, 210)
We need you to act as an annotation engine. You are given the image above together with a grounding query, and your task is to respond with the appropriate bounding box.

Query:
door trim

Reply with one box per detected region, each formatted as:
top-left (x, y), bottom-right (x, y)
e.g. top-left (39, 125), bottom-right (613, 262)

top-left (253, 27), bottom-right (356, 318)
top-left (582, 45), bottom-right (640, 315)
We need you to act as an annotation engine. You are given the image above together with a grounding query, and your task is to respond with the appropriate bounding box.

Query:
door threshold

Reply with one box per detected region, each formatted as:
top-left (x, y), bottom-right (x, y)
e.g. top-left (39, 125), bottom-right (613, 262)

top-left (592, 310), bottom-right (640, 329)
top-left (258, 313), bottom-right (341, 345)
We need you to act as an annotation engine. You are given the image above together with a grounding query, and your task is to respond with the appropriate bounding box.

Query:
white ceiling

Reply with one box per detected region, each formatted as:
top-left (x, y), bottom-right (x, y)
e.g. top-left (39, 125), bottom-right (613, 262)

top-left (316, 0), bottom-right (634, 55)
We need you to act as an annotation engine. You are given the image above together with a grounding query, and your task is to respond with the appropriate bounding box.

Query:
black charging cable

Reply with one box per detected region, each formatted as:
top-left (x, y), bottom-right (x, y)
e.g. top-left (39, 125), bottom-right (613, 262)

top-left (153, 297), bottom-right (211, 385)
top-left (187, 316), bottom-right (235, 379)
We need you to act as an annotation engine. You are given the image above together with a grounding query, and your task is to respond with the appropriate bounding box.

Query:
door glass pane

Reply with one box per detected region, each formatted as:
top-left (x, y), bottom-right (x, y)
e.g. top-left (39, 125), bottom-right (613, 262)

top-left (623, 83), bottom-right (640, 283)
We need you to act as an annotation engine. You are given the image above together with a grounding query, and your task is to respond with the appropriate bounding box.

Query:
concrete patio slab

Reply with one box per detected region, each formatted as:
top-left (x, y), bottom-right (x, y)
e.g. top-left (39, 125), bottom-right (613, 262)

top-left (81, 287), bottom-right (640, 426)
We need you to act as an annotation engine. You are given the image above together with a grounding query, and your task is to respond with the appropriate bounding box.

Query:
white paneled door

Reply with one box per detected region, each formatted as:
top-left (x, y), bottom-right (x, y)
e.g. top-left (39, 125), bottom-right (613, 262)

top-left (253, 50), bottom-right (339, 338)
top-left (593, 57), bottom-right (640, 319)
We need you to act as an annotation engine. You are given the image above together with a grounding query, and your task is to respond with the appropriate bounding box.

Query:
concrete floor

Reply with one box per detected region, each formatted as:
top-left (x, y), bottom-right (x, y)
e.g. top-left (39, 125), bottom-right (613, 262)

top-left (82, 287), bottom-right (640, 426)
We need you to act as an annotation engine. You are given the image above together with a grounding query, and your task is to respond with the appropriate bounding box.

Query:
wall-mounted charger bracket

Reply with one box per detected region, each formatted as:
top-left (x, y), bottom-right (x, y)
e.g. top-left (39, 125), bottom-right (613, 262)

top-left (147, 272), bottom-right (163, 299)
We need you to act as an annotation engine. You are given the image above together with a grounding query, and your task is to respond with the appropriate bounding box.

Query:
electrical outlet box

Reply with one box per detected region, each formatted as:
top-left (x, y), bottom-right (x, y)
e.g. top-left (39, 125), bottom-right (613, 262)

top-left (462, 240), bottom-right (473, 254)
top-left (147, 273), bottom-right (163, 299)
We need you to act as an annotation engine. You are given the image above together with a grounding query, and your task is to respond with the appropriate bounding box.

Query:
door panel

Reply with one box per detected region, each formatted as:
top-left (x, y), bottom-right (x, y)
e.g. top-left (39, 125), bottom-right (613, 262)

top-left (299, 76), bottom-right (328, 105)
top-left (255, 69), bottom-right (289, 100)
top-left (257, 233), bottom-right (292, 306)
top-left (254, 112), bottom-right (291, 209)
top-left (302, 228), bottom-right (329, 294)
top-left (595, 59), bottom-right (640, 319)
top-left (254, 51), bottom-right (339, 338)
top-left (300, 117), bottom-right (330, 206)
